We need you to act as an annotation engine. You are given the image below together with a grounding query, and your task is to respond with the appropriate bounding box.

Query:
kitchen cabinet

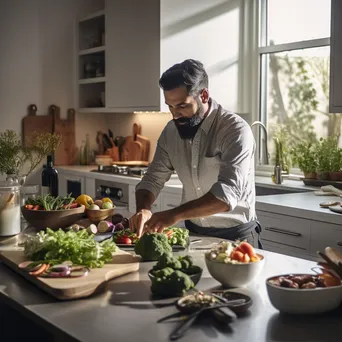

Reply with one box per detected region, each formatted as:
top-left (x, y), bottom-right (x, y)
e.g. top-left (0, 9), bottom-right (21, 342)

top-left (257, 211), bottom-right (312, 260)
top-left (77, 0), bottom-right (160, 113)
top-left (329, 0), bottom-right (342, 112)
top-left (160, 192), bottom-right (181, 211)
top-left (128, 185), bottom-right (161, 214)
top-left (105, 0), bottom-right (160, 112)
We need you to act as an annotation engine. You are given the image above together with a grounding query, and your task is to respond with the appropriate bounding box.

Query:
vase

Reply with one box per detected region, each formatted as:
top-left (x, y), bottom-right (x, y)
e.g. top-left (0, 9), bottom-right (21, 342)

top-left (303, 171), bottom-right (317, 179)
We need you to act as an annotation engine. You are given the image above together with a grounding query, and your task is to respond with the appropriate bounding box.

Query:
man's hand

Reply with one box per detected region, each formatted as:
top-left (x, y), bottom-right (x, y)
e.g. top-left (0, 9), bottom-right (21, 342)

top-left (143, 210), bottom-right (178, 234)
top-left (129, 209), bottom-right (152, 238)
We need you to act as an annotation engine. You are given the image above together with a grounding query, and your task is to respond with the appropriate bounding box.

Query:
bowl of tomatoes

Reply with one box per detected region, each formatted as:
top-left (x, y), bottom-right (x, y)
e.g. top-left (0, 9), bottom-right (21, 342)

top-left (205, 240), bottom-right (265, 288)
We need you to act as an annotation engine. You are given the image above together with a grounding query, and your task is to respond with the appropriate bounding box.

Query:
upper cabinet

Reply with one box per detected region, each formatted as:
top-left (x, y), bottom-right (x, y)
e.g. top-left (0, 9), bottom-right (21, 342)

top-left (76, 0), bottom-right (160, 113)
top-left (330, 0), bottom-right (342, 112)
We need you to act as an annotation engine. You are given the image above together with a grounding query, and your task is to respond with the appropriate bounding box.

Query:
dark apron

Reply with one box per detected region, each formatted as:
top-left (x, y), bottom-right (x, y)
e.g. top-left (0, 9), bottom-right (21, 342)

top-left (185, 219), bottom-right (263, 249)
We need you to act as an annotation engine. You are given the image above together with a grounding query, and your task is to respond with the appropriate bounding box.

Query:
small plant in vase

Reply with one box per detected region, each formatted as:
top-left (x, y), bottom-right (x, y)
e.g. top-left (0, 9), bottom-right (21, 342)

top-left (329, 144), bottom-right (342, 181)
top-left (290, 141), bottom-right (318, 179)
top-left (0, 130), bottom-right (62, 184)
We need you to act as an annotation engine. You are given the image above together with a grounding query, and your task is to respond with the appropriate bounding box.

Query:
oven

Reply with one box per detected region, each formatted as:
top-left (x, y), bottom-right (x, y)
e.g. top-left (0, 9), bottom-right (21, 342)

top-left (94, 179), bottom-right (133, 218)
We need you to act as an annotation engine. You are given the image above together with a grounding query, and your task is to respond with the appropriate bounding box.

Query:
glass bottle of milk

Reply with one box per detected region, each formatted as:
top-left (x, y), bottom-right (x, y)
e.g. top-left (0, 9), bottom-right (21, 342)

top-left (0, 181), bottom-right (21, 237)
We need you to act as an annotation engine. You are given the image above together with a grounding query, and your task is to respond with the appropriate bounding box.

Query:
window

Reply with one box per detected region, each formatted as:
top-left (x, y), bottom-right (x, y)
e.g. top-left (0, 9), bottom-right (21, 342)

top-left (257, 0), bottom-right (335, 172)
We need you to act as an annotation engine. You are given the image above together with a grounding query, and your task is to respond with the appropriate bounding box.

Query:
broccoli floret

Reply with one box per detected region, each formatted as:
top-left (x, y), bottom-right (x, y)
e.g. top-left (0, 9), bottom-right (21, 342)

top-left (153, 253), bottom-right (182, 270)
top-left (151, 267), bottom-right (174, 279)
top-left (134, 233), bottom-right (172, 261)
top-left (151, 270), bottom-right (194, 297)
top-left (182, 265), bottom-right (203, 275)
top-left (178, 255), bottom-right (194, 269)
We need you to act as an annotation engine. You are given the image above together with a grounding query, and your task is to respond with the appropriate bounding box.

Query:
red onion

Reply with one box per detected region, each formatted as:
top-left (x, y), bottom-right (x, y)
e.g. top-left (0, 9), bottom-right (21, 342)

top-left (97, 220), bottom-right (114, 233)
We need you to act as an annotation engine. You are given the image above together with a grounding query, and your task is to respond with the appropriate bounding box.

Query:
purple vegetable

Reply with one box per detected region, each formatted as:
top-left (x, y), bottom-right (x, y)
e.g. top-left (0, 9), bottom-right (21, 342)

top-left (114, 222), bottom-right (125, 231)
top-left (97, 220), bottom-right (114, 233)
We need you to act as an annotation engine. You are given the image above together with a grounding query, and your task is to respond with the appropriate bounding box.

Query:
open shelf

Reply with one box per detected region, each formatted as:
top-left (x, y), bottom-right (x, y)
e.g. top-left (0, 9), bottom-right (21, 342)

top-left (79, 45), bottom-right (105, 56)
top-left (79, 77), bottom-right (106, 85)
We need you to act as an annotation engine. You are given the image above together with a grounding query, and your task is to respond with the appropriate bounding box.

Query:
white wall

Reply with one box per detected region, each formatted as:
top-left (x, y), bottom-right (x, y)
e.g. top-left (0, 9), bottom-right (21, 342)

top-left (0, 0), bottom-right (106, 182)
top-left (160, 0), bottom-right (241, 112)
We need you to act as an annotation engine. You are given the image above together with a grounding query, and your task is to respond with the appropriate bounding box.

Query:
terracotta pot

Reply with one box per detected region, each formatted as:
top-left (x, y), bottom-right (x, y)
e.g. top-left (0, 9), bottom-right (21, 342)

top-left (316, 171), bottom-right (329, 180)
top-left (303, 171), bottom-right (317, 179)
top-left (328, 171), bottom-right (342, 181)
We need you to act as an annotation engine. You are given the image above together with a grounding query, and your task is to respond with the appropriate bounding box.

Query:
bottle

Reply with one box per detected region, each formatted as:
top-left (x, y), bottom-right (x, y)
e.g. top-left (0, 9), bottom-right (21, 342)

top-left (42, 155), bottom-right (59, 197)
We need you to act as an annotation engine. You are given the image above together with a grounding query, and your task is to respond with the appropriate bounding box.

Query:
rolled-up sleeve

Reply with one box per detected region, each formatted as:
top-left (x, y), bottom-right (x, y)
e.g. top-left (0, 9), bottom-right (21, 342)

top-left (135, 128), bottom-right (174, 199)
top-left (209, 121), bottom-right (255, 211)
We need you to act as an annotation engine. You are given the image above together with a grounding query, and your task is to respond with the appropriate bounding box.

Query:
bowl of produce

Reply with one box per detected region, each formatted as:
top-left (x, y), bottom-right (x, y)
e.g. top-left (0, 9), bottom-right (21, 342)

top-left (266, 272), bottom-right (342, 314)
top-left (205, 240), bottom-right (265, 288)
top-left (148, 253), bottom-right (202, 297)
top-left (85, 197), bottom-right (116, 224)
top-left (21, 194), bottom-right (85, 231)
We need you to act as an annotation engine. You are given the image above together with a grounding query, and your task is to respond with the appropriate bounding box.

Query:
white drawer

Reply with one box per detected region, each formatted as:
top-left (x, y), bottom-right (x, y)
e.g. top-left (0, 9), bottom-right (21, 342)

top-left (310, 221), bottom-right (342, 256)
top-left (257, 211), bottom-right (311, 251)
top-left (161, 192), bottom-right (181, 211)
top-left (262, 242), bottom-right (314, 261)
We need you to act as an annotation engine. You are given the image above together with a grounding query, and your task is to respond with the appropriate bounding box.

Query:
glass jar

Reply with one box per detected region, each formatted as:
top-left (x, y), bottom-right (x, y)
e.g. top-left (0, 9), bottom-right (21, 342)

top-left (0, 181), bottom-right (21, 236)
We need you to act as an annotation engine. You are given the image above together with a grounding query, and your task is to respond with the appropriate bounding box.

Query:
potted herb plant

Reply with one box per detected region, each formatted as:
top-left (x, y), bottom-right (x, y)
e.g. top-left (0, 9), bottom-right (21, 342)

top-left (0, 130), bottom-right (62, 184)
top-left (316, 137), bottom-right (337, 180)
top-left (290, 141), bottom-right (318, 179)
top-left (329, 144), bottom-right (342, 181)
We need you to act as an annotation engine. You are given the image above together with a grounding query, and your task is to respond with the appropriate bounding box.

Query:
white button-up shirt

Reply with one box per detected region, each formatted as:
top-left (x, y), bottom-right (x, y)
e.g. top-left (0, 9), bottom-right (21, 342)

top-left (136, 99), bottom-right (256, 229)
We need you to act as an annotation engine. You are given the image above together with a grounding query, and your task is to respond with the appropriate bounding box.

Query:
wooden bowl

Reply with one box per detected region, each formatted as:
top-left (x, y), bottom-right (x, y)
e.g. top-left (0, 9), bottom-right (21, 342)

top-left (86, 207), bottom-right (115, 224)
top-left (21, 205), bottom-right (85, 231)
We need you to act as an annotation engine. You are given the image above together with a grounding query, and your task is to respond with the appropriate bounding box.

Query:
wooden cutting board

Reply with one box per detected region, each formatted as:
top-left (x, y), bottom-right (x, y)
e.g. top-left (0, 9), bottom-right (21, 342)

top-left (0, 250), bottom-right (140, 300)
top-left (134, 123), bottom-right (150, 161)
top-left (50, 105), bottom-right (77, 166)
top-left (22, 104), bottom-right (53, 147)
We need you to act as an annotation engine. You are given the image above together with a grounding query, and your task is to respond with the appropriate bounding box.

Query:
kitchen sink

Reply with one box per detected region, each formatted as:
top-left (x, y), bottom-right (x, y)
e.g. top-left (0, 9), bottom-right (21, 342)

top-left (255, 185), bottom-right (312, 196)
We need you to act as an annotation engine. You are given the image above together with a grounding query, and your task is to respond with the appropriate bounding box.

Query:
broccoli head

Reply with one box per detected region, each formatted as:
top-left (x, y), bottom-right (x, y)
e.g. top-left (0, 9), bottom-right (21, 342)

top-left (178, 255), bottom-right (194, 269)
top-left (134, 232), bottom-right (172, 261)
top-left (182, 265), bottom-right (203, 275)
top-left (151, 270), bottom-right (194, 297)
top-left (153, 253), bottom-right (182, 270)
top-left (151, 267), bottom-right (174, 279)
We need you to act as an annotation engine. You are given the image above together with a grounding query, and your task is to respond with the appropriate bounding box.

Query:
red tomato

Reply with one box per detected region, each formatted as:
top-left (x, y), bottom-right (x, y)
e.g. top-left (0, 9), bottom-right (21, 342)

top-left (238, 242), bottom-right (256, 258)
top-left (122, 237), bottom-right (132, 245)
top-left (231, 250), bottom-right (244, 262)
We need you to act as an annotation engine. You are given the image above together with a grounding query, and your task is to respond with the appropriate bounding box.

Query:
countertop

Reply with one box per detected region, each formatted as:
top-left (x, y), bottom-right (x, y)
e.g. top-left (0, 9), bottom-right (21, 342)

top-left (256, 192), bottom-right (342, 225)
top-left (0, 240), bottom-right (342, 342)
top-left (56, 165), bottom-right (318, 192)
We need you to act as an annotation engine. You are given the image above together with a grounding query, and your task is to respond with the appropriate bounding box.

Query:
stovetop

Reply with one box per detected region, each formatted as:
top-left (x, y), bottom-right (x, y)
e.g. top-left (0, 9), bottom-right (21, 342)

top-left (90, 165), bottom-right (148, 178)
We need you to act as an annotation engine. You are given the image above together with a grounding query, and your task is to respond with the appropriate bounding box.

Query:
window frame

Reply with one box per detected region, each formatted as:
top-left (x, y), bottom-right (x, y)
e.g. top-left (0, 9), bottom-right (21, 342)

top-left (250, 0), bottom-right (331, 177)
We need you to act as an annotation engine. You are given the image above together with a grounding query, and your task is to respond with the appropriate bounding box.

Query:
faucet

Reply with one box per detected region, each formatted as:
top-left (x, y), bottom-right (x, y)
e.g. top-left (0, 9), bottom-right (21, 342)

top-left (251, 121), bottom-right (270, 165)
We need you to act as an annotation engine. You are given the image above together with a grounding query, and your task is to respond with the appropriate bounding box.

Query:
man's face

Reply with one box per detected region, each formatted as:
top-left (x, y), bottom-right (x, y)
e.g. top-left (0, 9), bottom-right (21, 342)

top-left (164, 86), bottom-right (207, 140)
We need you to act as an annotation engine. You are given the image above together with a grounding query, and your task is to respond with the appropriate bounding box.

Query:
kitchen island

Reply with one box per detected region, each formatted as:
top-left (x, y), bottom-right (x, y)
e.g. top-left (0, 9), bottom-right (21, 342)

top-left (0, 239), bottom-right (341, 342)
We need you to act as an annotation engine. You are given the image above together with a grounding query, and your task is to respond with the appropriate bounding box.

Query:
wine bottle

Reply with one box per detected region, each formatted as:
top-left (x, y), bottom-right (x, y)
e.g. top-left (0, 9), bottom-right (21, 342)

top-left (42, 155), bottom-right (59, 197)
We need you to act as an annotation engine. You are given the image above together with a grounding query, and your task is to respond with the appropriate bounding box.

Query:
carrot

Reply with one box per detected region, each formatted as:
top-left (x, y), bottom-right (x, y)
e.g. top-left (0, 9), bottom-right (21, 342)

top-left (29, 263), bottom-right (48, 276)
top-left (25, 204), bottom-right (34, 210)
top-left (33, 205), bottom-right (40, 210)
top-left (231, 250), bottom-right (244, 262)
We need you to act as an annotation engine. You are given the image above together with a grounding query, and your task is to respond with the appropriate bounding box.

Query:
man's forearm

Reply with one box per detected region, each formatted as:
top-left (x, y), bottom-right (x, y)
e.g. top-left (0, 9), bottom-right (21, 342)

top-left (171, 192), bottom-right (230, 222)
top-left (135, 189), bottom-right (156, 212)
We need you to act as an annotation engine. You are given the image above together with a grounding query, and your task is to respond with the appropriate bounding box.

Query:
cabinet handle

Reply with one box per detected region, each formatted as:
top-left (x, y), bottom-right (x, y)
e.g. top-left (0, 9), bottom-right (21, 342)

top-left (337, 241), bottom-right (342, 247)
top-left (167, 204), bottom-right (178, 208)
top-left (265, 227), bottom-right (302, 237)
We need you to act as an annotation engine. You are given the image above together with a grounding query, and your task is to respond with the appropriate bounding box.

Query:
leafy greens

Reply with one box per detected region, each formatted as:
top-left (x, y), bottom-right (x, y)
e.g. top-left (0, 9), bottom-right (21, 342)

top-left (24, 228), bottom-right (116, 268)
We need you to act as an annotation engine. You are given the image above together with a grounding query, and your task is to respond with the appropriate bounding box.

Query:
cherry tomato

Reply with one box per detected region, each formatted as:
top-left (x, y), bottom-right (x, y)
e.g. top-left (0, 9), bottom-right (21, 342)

top-left (231, 250), bottom-right (244, 262)
top-left (238, 242), bottom-right (256, 258)
top-left (122, 237), bottom-right (132, 245)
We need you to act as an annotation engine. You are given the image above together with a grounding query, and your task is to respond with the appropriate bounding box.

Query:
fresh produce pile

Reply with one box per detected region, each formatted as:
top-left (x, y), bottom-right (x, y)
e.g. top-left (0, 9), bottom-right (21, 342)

top-left (150, 253), bottom-right (202, 297)
top-left (24, 228), bottom-right (116, 271)
top-left (24, 193), bottom-right (79, 211)
top-left (206, 240), bottom-right (261, 264)
top-left (75, 194), bottom-right (114, 210)
top-left (113, 227), bottom-right (189, 247)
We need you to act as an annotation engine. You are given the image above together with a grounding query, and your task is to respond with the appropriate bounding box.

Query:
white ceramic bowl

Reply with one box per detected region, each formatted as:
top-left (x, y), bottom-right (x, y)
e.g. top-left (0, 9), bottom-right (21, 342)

top-left (205, 253), bottom-right (265, 287)
top-left (266, 273), bottom-right (342, 314)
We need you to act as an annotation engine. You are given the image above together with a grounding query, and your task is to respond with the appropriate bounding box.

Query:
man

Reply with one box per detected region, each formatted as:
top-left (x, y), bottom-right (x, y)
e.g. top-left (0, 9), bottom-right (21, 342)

top-left (129, 59), bottom-right (261, 248)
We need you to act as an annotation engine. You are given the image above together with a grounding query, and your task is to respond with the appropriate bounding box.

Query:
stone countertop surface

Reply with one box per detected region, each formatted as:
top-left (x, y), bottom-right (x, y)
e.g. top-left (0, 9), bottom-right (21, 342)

top-left (256, 192), bottom-right (342, 225)
top-left (0, 238), bottom-right (342, 342)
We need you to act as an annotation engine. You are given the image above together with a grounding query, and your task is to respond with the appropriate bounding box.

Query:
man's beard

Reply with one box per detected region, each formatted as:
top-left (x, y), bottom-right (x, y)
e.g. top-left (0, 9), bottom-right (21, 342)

top-left (173, 101), bottom-right (206, 140)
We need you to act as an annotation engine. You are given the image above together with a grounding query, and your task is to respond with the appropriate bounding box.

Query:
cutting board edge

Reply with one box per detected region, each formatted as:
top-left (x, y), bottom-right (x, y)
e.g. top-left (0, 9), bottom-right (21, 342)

top-left (0, 251), bottom-right (140, 301)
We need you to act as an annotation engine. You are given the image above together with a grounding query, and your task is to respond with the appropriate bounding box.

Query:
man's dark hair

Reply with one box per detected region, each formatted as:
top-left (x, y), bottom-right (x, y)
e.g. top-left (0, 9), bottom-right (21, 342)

top-left (159, 59), bottom-right (208, 96)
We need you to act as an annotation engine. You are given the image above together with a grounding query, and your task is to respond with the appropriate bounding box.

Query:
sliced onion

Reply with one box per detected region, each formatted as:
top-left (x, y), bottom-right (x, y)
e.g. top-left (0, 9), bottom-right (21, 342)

top-left (49, 264), bottom-right (71, 273)
top-left (42, 269), bottom-right (71, 278)
top-left (69, 266), bottom-right (89, 278)
top-left (62, 261), bottom-right (73, 266)
top-left (19, 261), bottom-right (34, 269)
